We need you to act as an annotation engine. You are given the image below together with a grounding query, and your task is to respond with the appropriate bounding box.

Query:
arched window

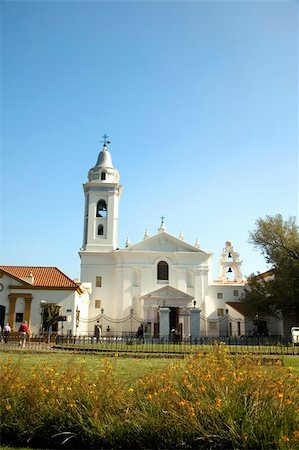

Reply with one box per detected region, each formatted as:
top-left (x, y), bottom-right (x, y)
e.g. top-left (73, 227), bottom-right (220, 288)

top-left (96, 199), bottom-right (107, 218)
top-left (98, 224), bottom-right (104, 236)
top-left (157, 261), bottom-right (169, 281)
top-left (101, 171), bottom-right (106, 180)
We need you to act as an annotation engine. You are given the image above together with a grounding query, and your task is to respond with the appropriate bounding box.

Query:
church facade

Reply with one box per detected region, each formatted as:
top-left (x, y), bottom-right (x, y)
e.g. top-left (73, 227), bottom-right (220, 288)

top-left (0, 141), bottom-right (252, 339)
top-left (79, 142), bottom-right (246, 339)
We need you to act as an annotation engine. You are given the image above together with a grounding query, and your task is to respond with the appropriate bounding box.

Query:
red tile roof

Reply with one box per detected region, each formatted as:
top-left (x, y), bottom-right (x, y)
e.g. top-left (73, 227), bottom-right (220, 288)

top-left (254, 270), bottom-right (274, 280)
top-left (226, 301), bottom-right (248, 316)
top-left (0, 266), bottom-right (81, 291)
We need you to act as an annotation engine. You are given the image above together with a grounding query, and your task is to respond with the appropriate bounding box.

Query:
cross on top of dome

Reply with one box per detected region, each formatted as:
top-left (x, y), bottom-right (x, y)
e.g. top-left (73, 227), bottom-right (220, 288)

top-left (100, 133), bottom-right (111, 146)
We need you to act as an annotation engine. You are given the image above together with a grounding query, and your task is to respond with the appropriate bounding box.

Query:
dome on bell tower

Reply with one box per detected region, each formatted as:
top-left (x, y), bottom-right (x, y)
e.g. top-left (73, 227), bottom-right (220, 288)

top-left (88, 140), bottom-right (120, 183)
top-left (96, 145), bottom-right (113, 168)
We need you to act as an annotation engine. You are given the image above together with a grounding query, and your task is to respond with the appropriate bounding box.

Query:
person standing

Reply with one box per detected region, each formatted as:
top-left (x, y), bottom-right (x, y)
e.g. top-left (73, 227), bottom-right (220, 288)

top-left (95, 323), bottom-right (102, 343)
top-left (3, 323), bottom-right (11, 343)
top-left (19, 321), bottom-right (29, 348)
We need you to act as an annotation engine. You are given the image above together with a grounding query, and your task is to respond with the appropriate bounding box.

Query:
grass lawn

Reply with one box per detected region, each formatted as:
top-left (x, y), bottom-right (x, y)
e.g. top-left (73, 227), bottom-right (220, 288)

top-left (0, 351), bottom-right (175, 387)
top-left (282, 355), bottom-right (299, 374)
top-left (1, 350), bottom-right (299, 386)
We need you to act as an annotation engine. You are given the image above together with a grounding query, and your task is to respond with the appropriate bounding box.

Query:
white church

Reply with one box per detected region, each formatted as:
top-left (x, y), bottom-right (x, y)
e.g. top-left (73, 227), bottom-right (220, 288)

top-left (0, 141), bottom-right (250, 340)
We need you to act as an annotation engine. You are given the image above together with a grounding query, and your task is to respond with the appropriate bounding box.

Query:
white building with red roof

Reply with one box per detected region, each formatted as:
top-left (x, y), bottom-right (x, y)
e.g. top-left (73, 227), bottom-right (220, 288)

top-left (0, 266), bottom-right (89, 336)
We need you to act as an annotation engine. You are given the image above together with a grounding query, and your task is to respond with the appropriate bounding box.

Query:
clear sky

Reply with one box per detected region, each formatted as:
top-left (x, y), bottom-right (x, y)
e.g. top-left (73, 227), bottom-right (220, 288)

top-left (1, 0), bottom-right (298, 280)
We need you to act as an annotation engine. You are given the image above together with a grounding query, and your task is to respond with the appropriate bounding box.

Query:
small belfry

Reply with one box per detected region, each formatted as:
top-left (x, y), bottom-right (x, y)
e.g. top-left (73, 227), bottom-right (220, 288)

top-left (81, 137), bottom-right (122, 252)
top-left (218, 241), bottom-right (243, 282)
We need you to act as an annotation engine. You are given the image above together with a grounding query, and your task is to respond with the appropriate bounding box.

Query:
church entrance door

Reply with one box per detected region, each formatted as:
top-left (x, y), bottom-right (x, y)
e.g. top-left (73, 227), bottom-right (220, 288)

top-left (153, 307), bottom-right (182, 339)
top-left (0, 305), bottom-right (5, 330)
top-left (169, 307), bottom-right (182, 341)
top-left (169, 307), bottom-right (179, 331)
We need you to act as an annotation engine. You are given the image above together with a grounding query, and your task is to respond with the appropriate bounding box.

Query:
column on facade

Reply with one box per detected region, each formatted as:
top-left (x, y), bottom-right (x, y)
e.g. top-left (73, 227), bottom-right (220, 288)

top-left (140, 267), bottom-right (152, 324)
top-left (176, 268), bottom-right (186, 292)
top-left (8, 293), bottom-right (33, 330)
top-left (140, 267), bottom-right (152, 291)
top-left (122, 268), bottom-right (133, 314)
top-left (24, 296), bottom-right (33, 324)
top-left (194, 268), bottom-right (206, 336)
top-left (115, 267), bottom-right (125, 332)
top-left (159, 307), bottom-right (170, 339)
top-left (190, 308), bottom-right (201, 342)
top-left (8, 294), bottom-right (17, 328)
top-left (181, 314), bottom-right (190, 338)
top-left (116, 267), bottom-right (132, 333)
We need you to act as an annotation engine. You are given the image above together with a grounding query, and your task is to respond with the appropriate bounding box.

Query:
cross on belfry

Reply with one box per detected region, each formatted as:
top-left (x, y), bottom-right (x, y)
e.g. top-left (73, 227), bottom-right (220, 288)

top-left (101, 134), bottom-right (111, 145)
top-left (160, 215), bottom-right (165, 224)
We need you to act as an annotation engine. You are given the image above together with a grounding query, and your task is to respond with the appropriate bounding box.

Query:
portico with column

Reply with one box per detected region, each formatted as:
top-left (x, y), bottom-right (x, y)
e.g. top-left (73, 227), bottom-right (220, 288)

top-left (141, 285), bottom-right (199, 338)
top-left (8, 293), bottom-right (33, 329)
top-left (159, 307), bottom-right (170, 338)
top-left (190, 307), bottom-right (201, 342)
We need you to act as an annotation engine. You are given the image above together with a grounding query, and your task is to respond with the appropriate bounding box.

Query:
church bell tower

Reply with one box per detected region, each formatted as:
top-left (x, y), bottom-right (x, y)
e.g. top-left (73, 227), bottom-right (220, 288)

top-left (218, 241), bottom-right (243, 282)
top-left (80, 137), bottom-right (122, 253)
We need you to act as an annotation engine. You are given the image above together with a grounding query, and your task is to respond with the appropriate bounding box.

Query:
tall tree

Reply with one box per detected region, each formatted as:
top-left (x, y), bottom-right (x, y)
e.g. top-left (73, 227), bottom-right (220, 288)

top-left (242, 214), bottom-right (299, 324)
top-left (42, 305), bottom-right (60, 331)
top-left (249, 215), bottom-right (299, 265)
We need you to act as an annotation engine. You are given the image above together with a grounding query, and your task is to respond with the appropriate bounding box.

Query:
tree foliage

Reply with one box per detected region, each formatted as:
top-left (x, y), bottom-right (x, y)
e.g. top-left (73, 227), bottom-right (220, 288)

top-left (248, 214), bottom-right (299, 265)
top-left (42, 305), bottom-right (60, 331)
top-left (242, 214), bottom-right (299, 323)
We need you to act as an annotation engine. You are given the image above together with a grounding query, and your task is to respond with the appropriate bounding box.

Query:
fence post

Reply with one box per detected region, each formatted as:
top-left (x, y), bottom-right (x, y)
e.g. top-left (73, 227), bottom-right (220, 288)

top-left (190, 308), bottom-right (201, 344)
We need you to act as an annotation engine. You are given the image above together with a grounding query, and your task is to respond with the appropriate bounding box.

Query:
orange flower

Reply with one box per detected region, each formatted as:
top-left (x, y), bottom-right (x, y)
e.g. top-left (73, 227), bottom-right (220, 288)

top-left (293, 431), bottom-right (299, 439)
top-left (188, 406), bottom-right (195, 417)
top-left (215, 398), bottom-right (222, 408)
top-left (276, 392), bottom-right (284, 399)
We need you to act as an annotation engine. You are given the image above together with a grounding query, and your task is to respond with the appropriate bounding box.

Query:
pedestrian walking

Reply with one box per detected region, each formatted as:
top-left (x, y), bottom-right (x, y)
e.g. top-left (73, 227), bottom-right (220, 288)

top-left (19, 321), bottom-right (29, 348)
top-left (3, 323), bottom-right (11, 343)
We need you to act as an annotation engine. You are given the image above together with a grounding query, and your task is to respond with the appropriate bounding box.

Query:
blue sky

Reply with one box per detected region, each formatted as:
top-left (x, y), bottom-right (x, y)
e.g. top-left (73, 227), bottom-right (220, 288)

top-left (1, 0), bottom-right (298, 280)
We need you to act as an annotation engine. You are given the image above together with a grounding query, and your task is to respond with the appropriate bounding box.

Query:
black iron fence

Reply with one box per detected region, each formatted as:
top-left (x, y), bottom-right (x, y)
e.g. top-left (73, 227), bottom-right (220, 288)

top-left (1, 333), bottom-right (299, 355)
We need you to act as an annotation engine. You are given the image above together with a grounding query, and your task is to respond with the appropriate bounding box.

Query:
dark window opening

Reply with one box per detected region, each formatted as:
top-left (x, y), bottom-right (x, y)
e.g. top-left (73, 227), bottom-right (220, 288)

top-left (15, 312), bottom-right (24, 323)
top-left (96, 199), bottom-right (107, 218)
top-left (101, 172), bottom-right (106, 180)
top-left (157, 261), bottom-right (169, 281)
top-left (98, 224), bottom-right (104, 236)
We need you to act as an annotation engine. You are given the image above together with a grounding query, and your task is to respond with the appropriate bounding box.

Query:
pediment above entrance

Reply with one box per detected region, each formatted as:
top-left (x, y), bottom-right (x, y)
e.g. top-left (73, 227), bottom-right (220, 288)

top-left (126, 232), bottom-right (210, 254)
top-left (141, 285), bottom-right (194, 301)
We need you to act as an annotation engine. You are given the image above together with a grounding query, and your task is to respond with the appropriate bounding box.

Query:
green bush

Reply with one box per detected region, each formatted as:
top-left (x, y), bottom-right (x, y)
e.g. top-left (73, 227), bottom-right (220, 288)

top-left (1, 346), bottom-right (299, 449)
